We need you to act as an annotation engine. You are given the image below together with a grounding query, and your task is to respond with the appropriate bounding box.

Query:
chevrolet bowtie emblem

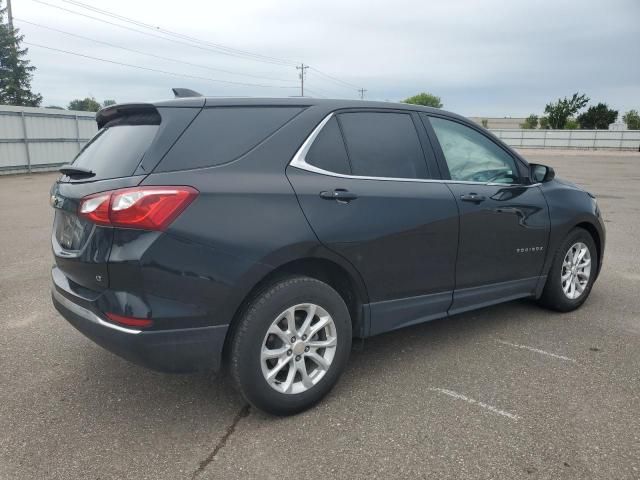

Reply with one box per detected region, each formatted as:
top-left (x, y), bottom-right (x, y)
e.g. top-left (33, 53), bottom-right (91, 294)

top-left (50, 195), bottom-right (64, 209)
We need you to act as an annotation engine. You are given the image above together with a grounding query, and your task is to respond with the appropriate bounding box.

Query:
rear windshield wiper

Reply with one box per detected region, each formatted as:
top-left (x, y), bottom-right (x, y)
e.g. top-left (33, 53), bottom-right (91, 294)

top-left (58, 165), bottom-right (96, 179)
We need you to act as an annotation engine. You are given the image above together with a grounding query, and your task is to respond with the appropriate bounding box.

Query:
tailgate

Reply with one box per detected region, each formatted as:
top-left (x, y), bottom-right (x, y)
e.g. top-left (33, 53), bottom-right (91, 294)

top-left (51, 177), bottom-right (143, 291)
top-left (51, 103), bottom-right (201, 291)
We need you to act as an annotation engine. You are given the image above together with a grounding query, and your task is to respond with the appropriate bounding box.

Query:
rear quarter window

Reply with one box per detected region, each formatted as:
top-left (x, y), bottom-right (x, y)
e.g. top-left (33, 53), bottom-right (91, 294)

top-left (156, 107), bottom-right (304, 172)
top-left (305, 116), bottom-right (351, 174)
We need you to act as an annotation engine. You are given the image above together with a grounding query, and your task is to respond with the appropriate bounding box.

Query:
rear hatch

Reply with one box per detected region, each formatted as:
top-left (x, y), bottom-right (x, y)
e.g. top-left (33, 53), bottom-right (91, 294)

top-left (51, 103), bottom-right (201, 291)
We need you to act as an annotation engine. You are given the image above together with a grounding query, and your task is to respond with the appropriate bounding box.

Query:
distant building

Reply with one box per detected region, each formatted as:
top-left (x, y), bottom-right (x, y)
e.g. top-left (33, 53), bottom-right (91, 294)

top-left (608, 122), bottom-right (628, 131)
top-left (469, 117), bottom-right (527, 129)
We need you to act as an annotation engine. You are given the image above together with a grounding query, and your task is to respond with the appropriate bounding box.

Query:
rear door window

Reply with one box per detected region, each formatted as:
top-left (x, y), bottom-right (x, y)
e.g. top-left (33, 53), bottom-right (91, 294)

top-left (337, 112), bottom-right (428, 179)
top-left (70, 125), bottom-right (159, 181)
top-left (305, 117), bottom-right (351, 174)
top-left (157, 107), bottom-right (303, 172)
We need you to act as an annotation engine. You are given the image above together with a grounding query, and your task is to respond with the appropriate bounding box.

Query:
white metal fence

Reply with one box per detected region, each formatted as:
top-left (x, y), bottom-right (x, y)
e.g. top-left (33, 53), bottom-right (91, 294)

top-left (0, 105), bottom-right (97, 174)
top-left (1, 105), bottom-right (638, 174)
top-left (491, 128), bottom-right (640, 150)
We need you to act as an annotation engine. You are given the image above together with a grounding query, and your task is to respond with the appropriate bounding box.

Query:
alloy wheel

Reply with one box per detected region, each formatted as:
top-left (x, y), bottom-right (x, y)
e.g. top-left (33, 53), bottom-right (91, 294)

top-left (561, 242), bottom-right (592, 300)
top-left (260, 304), bottom-right (337, 394)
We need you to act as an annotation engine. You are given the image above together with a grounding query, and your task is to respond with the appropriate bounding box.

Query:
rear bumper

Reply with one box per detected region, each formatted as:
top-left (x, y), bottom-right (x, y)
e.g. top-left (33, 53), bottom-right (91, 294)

top-left (51, 272), bottom-right (228, 373)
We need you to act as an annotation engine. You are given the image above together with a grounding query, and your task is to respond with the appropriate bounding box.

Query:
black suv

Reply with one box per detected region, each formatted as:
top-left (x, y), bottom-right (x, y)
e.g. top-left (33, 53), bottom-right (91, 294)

top-left (51, 94), bottom-right (605, 415)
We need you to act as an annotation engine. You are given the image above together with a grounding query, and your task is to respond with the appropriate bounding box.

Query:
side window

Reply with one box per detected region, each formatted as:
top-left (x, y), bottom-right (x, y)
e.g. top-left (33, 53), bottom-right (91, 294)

top-left (306, 117), bottom-right (351, 174)
top-left (338, 112), bottom-right (428, 179)
top-left (428, 116), bottom-right (519, 184)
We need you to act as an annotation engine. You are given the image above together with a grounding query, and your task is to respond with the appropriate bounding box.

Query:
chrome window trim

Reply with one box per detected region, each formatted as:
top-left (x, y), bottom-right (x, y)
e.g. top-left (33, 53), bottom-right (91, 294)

top-left (289, 112), bottom-right (539, 187)
top-left (52, 288), bottom-right (142, 335)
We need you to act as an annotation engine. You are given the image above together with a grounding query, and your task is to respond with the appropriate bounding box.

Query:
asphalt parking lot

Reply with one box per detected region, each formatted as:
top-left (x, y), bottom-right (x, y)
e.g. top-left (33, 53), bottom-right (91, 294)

top-left (1, 149), bottom-right (639, 479)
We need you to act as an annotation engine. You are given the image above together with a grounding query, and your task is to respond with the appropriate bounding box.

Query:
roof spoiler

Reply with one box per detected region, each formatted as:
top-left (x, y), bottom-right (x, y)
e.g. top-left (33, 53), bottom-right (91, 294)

top-left (172, 88), bottom-right (203, 98)
top-left (96, 103), bottom-right (160, 129)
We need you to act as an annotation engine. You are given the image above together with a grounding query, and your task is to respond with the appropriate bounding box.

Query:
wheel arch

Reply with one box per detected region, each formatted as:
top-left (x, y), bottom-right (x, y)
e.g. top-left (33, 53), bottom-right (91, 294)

top-left (222, 255), bottom-right (369, 364)
top-left (574, 221), bottom-right (603, 278)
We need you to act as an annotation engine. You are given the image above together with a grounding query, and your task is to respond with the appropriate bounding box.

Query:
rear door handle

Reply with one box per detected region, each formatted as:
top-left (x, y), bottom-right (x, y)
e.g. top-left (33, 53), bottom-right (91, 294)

top-left (319, 189), bottom-right (358, 202)
top-left (460, 193), bottom-right (486, 203)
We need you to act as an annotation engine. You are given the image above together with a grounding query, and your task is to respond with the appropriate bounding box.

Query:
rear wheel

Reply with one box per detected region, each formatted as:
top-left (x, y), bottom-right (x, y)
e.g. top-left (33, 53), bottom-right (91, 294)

top-left (538, 228), bottom-right (598, 312)
top-left (229, 276), bottom-right (352, 415)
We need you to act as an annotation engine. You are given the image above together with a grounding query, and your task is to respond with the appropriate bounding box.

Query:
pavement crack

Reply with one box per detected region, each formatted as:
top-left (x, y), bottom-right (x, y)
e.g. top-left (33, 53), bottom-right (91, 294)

top-left (192, 404), bottom-right (250, 479)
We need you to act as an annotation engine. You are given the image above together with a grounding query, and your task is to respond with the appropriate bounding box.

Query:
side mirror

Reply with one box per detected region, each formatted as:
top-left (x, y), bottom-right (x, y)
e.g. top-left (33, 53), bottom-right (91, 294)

top-left (530, 164), bottom-right (555, 183)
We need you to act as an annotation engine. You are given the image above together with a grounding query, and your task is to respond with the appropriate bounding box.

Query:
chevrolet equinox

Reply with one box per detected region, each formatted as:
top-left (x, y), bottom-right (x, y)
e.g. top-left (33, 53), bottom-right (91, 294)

top-left (51, 93), bottom-right (605, 415)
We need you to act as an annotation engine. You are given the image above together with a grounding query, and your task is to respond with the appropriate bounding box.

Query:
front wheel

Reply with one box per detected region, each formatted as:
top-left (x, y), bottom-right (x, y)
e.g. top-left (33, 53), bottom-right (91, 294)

top-left (538, 227), bottom-right (598, 312)
top-left (229, 276), bottom-right (352, 415)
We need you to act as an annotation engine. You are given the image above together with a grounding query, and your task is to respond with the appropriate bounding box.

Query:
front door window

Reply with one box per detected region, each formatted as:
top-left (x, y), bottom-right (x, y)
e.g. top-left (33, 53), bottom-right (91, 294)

top-left (429, 117), bottom-right (519, 184)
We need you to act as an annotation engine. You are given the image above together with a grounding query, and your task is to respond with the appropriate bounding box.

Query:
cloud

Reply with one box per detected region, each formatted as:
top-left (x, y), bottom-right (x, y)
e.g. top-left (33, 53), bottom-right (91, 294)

top-left (14, 0), bottom-right (640, 116)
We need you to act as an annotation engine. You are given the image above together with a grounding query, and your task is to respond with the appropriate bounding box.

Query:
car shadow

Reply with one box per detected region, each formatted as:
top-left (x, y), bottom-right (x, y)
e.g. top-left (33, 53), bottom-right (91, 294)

top-left (68, 298), bottom-right (549, 421)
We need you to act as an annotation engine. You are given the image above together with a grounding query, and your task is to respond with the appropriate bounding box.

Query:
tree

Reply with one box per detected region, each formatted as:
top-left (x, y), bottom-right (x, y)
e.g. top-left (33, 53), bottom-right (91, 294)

top-left (520, 114), bottom-right (538, 129)
top-left (544, 93), bottom-right (589, 129)
top-left (403, 92), bottom-right (443, 108)
top-left (481, 118), bottom-right (488, 128)
top-left (539, 116), bottom-right (549, 129)
top-left (0, 1), bottom-right (42, 106)
top-left (68, 97), bottom-right (102, 112)
top-left (565, 118), bottom-right (579, 130)
top-left (577, 103), bottom-right (618, 129)
top-left (623, 110), bottom-right (640, 130)
top-left (45, 105), bottom-right (64, 110)
top-left (102, 99), bottom-right (116, 107)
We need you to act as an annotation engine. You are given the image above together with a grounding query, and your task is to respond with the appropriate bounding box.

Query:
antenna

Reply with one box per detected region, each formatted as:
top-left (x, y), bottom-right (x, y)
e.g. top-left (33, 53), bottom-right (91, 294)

top-left (172, 88), bottom-right (203, 98)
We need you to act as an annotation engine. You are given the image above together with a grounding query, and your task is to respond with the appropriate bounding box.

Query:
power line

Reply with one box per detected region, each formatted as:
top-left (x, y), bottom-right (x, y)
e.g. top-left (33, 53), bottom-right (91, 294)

top-left (31, 0), bottom-right (294, 67)
top-left (303, 85), bottom-right (334, 98)
top-left (23, 41), bottom-right (298, 89)
top-left (15, 17), bottom-right (297, 84)
top-left (309, 67), bottom-right (362, 90)
top-left (303, 88), bottom-right (327, 99)
top-left (303, 84), bottom-right (352, 99)
top-left (61, 0), bottom-right (298, 67)
top-left (28, 0), bottom-right (363, 97)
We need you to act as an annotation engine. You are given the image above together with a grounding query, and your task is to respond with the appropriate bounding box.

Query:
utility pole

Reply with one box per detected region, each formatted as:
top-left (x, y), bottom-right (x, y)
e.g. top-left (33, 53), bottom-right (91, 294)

top-left (358, 88), bottom-right (367, 100)
top-left (296, 63), bottom-right (308, 97)
top-left (6, 0), bottom-right (14, 31)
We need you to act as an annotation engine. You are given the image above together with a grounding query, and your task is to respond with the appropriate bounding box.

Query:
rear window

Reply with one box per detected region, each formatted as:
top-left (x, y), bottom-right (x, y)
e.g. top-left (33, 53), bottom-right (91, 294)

top-left (337, 112), bottom-right (428, 179)
top-left (156, 107), bottom-right (303, 172)
top-left (70, 125), bottom-right (159, 181)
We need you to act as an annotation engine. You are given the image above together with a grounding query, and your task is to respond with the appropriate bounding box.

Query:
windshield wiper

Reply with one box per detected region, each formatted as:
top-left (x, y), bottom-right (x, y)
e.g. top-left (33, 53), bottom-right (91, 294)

top-left (58, 165), bottom-right (96, 179)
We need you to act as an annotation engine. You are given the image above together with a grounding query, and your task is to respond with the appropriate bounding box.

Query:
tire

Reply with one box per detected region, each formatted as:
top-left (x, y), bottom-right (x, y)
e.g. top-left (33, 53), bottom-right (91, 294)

top-left (229, 275), bottom-right (352, 415)
top-left (538, 227), bottom-right (598, 312)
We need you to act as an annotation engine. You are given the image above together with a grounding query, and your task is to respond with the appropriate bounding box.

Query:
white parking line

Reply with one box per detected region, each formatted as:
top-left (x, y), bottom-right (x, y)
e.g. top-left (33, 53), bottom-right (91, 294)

top-left (429, 388), bottom-right (520, 421)
top-left (497, 340), bottom-right (577, 363)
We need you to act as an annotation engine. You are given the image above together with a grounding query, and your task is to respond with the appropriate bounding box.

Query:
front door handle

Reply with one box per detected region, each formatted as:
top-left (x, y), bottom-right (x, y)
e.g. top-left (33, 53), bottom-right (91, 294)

top-left (319, 189), bottom-right (358, 202)
top-left (460, 193), bottom-right (486, 203)
top-left (495, 206), bottom-right (519, 214)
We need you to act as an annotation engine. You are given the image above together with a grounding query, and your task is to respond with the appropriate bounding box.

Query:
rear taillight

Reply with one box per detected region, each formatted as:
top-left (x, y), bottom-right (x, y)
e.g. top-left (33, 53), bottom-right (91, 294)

top-left (79, 186), bottom-right (198, 230)
top-left (79, 193), bottom-right (111, 225)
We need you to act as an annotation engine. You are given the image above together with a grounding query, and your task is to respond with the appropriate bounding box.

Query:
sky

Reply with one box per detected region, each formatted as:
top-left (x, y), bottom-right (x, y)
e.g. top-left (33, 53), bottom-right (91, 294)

top-left (11, 0), bottom-right (640, 117)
